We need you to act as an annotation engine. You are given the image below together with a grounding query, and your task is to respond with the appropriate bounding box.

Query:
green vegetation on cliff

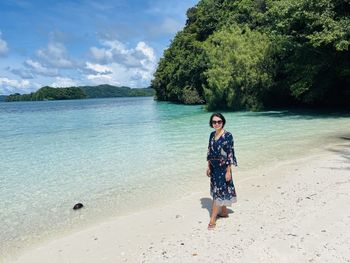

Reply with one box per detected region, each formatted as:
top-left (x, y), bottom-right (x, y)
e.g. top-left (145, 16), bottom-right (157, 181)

top-left (80, 85), bottom-right (155, 98)
top-left (151, 0), bottom-right (350, 110)
top-left (6, 86), bottom-right (86, 102)
top-left (5, 85), bottom-right (155, 102)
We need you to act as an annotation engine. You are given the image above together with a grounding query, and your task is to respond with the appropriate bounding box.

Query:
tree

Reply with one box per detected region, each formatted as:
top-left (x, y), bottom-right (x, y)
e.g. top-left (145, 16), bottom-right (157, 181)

top-left (204, 25), bottom-right (273, 110)
top-left (151, 0), bottom-right (350, 110)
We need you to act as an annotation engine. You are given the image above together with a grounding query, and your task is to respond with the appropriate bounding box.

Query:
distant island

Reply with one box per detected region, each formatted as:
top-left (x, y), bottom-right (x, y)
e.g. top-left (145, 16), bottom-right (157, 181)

top-left (4, 85), bottom-right (155, 102)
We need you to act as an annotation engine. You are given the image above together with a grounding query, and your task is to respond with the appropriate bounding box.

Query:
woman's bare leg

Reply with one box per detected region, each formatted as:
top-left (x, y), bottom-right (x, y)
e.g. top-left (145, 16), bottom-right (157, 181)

top-left (221, 206), bottom-right (228, 217)
top-left (209, 201), bottom-right (220, 225)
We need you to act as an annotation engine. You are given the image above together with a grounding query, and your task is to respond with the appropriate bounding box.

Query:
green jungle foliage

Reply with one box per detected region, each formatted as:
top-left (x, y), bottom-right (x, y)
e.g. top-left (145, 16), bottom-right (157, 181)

top-left (80, 85), bottom-right (155, 98)
top-left (151, 0), bottom-right (350, 110)
top-left (6, 87), bottom-right (87, 102)
top-left (5, 85), bottom-right (155, 102)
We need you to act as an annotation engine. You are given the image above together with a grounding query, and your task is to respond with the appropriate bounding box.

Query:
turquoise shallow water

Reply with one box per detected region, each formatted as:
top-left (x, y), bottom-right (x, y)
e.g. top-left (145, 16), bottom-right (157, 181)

top-left (1, 97), bottom-right (350, 258)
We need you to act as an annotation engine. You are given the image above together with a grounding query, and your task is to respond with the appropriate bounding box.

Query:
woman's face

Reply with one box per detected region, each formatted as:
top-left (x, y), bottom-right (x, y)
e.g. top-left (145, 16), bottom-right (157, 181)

top-left (211, 116), bottom-right (223, 130)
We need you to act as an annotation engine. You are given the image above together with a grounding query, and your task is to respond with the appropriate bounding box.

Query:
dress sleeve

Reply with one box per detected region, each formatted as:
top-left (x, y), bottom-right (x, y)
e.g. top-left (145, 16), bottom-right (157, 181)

top-left (225, 133), bottom-right (238, 166)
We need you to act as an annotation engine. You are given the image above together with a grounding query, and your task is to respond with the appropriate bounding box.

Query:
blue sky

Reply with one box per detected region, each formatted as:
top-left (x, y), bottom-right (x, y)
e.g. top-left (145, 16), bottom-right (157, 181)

top-left (0, 0), bottom-right (198, 95)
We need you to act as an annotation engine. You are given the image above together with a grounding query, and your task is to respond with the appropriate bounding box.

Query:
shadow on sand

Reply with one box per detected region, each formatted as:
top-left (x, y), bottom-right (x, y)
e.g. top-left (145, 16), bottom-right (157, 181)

top-left (200, 197), bottom-right (234, 218)
top-left (326, 136), bottom-right (350, 171)
top-left (243, 109), bottom-right (350, 120)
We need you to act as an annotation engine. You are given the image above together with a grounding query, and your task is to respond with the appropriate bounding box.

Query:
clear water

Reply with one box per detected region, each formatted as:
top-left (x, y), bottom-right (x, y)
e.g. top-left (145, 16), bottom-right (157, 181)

top-left (1, 97), bottom-right (349, 258)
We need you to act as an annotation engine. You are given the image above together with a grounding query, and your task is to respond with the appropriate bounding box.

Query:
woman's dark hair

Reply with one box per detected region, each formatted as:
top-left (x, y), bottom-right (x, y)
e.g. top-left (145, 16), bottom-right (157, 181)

top-left (209, 113), bottom-right (226, 128)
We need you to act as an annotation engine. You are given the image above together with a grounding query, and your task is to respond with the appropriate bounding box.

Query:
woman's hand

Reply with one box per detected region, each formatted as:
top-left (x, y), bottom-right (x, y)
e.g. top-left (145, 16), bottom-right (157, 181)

top-left (206, 167), bottom-right (211, 177)
top-left (225, 168), bottom-right (232, 182)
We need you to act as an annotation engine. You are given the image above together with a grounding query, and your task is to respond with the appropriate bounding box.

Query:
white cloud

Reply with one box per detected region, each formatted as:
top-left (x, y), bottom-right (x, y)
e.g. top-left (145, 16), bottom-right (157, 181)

top-left (0, 77), bottom-right (31, 94)
top-left (87, 73), bottom-right (112, 81)
top-left (136, 42), bottom-right (156, 62)
top-left (103, 40), bottom-right (129, 55)
top-left (0, 77), bottom-right (30, 88)
top-left (90, 46), bottom-right (112, 62)
top-left (85, 62), bottom-right (154, 88)
top-left (86, 39), bottom-right (157, 87)
top-left (86, 63), bottom-right (123, 84)
top-left (85, 62), bottom-right (112, 74)
top-left (0, 31), bottom-right (9, 56)
top-left (90, 39), bottom-right (157, 69)
top-left (2, 37), bottom-right (157, 93)
top-left (135, 42), bottom-right (157, 71)
top-left (24, 59), bottom-right (58, 77)
top-left (50, 77), bottom-right (78, 87)
top-left (7, 67), bottom-right (34, 79)
top-left (90, 40), bottom-right (137, 66)
top-left (37, 42), bottom-right (73, 68)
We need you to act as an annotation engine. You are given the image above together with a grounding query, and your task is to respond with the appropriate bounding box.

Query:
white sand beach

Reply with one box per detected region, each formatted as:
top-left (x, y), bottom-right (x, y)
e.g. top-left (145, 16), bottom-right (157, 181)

top-left (6, 140), bottom-right (350, 263)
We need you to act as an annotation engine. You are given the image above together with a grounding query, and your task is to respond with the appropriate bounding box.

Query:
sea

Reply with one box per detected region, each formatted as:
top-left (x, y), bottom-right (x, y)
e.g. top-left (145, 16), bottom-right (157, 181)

top-left (1, 96), bottom-right (349, 259)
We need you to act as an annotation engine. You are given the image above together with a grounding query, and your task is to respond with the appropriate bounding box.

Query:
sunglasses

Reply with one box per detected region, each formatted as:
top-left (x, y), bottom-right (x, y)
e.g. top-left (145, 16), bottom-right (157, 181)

top-left (212, 120), bottom-right (223, 125)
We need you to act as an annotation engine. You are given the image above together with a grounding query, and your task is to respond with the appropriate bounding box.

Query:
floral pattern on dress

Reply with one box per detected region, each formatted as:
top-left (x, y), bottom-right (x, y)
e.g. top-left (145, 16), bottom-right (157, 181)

top-left (207, 130), bottom-right (237, 206)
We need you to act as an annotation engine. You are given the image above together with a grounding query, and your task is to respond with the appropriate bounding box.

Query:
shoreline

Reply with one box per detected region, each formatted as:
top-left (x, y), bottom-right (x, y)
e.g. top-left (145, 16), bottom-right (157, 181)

top-left (5, 140), bottom-right (350, 262)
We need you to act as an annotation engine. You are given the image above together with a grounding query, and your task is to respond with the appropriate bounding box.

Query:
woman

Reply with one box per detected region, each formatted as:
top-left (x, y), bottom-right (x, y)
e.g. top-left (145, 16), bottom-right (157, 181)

top-left (206, 113), bottom-right (237, 229)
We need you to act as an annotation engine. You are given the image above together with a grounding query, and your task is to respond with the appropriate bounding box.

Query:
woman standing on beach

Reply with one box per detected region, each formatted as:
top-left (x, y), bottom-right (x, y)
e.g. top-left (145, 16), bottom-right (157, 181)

top-left (206, 113), bottom-right (237, 229)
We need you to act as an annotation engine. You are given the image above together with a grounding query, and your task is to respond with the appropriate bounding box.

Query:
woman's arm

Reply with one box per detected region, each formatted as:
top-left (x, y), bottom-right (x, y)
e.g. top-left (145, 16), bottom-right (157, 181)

top-left (224, 133), bottom-right (236, 181)
top-left (225, 133), bottom-right (237, 167)
top-left (206, 133), bottom-right (212, 177)
top-left (206, 161), bottom-right (211, 177)
top-left (207, 132), bottom-right (212, 161)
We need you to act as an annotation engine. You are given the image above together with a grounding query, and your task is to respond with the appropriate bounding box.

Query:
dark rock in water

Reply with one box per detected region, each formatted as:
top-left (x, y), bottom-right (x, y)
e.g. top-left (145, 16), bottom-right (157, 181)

top-left (73, 203), bottom-right (84, 210)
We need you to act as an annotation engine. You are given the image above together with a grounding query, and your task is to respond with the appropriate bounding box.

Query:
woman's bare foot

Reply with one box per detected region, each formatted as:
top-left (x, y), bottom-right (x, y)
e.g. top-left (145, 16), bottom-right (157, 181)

top-left (208, 219), bottom-right (216, 230)
top-left (218, 206), bottom-right (229, 217)
top-left (208, 223), bottom-right (216, 230)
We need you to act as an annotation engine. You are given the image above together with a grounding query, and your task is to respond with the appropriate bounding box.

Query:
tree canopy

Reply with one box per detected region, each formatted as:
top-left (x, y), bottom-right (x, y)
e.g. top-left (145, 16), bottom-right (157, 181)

top-left (151, 0), bottom-right (350, 110)
top-left (5, 85), bottom-right (155, 102)
top-left (6, 87), bottom-right (87, 102)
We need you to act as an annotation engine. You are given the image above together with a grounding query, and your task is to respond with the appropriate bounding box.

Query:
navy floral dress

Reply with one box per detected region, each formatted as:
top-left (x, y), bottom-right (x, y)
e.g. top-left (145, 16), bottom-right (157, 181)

top-left (207, 130), bottom-right (237, 206)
